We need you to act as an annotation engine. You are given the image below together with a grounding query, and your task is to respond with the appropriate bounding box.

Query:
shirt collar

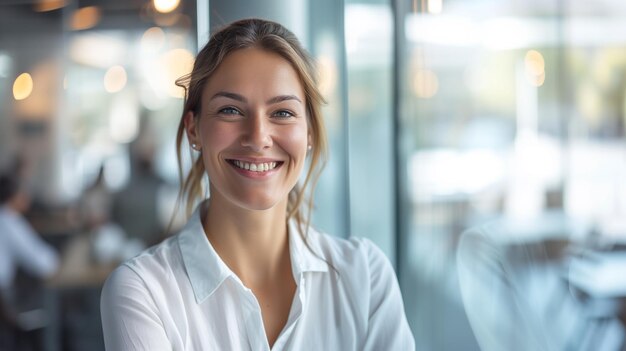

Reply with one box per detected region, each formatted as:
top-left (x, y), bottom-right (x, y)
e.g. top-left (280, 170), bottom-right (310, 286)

top-left (177, 202), bottom-right (232, 304)
top-left (177, 201), bottom-right (328, 304)
top-left (287, 219), bottom-right (329, 277)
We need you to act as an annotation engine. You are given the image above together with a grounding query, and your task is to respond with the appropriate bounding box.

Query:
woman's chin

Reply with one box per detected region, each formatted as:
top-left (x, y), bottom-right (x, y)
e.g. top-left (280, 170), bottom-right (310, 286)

top-left (229, 194), bottom-right (285, 212)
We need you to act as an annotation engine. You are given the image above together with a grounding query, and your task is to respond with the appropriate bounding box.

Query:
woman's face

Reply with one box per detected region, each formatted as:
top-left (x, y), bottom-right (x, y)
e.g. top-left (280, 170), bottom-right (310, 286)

top-left (186, 47), bottom-right (309, 212)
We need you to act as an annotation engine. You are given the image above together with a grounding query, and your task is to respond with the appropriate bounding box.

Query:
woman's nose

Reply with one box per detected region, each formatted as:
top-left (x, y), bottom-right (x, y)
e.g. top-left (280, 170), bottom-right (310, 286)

top-left (240, 114), bottom-right (272, 151)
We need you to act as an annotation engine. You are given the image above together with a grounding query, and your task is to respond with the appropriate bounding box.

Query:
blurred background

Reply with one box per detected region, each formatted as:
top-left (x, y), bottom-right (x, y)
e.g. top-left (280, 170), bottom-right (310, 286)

top-left (1, 0), bottom-right (626, 350)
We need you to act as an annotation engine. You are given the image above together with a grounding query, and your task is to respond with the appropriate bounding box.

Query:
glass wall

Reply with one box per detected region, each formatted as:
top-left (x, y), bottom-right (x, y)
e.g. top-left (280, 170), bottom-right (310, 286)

top-left (345, 0), bottom-right (395, 257)
top-left (396, 0), bottom-right (626, 350)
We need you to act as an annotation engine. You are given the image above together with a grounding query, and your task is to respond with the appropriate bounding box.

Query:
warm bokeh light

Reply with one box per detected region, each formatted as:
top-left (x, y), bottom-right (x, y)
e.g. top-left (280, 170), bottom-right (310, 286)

top-left (412, 69), bottom-right (439, 98)
top-left (104, 65), bottom-right (128, 93)
top-left (317, 55), bottom-right (338, 98)
top-left (14, 61), bottom-right (60, 119)
top-left (153, 0), bottom-right (180, 13)
top-left (140, 27), bottom-right (166, 53)
top-left (71, 6), bottom-right (101, 31)
top-left (525, 50), bottom-right (545, 75)
top-left (160, 48), bottom-right (194, 98)
top-left (70, 34), bottom-right (127, 68)
top-left (13, 72), bottom-right (33, 100)
top-left (525, 49), bottom-right (546, 87)
top-left (428, 0), bottom-right (443, 14)
top-left (34, 0), bottom-right (65, 12)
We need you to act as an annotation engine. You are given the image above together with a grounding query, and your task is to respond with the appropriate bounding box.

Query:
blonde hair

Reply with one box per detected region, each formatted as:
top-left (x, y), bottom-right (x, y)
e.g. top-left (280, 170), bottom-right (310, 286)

top-left (173, 18), bottom-right (328, 237)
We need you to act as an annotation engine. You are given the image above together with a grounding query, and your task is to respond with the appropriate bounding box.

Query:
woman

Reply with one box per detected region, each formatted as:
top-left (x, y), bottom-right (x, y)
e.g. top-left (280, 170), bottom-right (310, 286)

top-left (101, 18), bottom-right (415, 351)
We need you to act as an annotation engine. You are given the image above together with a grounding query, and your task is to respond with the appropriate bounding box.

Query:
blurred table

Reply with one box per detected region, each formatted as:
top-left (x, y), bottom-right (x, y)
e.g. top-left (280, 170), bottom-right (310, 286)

top-left (43, 234), bottom-right (117, 351)
top-left (46, 235), bottom-right (117, 289)
top-left (482, 210), bottom-right (589, 245)
top-left (568, 251), bottom-right (626, 299)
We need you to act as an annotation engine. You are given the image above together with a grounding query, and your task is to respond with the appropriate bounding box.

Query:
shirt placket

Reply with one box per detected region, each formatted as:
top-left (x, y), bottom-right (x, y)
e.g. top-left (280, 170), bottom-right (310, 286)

top-left (241, 286), bottom-right (270, 351)
top-left (268, 274), bottom-right (306, 351)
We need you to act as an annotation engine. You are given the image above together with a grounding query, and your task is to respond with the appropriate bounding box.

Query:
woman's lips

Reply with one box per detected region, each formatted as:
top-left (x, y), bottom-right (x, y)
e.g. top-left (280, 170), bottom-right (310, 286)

top-left (226, 159), bottom-right (284, 177)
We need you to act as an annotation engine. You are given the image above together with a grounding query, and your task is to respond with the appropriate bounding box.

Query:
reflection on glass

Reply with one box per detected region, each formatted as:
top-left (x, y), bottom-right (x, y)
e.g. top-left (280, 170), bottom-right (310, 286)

top-left (400, 1), bottom-right (626, 350)
top-left (345, 1), bottom-right (395, 257)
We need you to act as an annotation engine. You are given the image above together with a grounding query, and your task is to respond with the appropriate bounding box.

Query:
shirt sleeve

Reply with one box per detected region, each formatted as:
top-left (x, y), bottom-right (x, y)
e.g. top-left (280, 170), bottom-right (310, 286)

top-left (10, 215), bottom-right (59, 278)
top-left (100, 265), bottom-right (172, 351)
top-left (360, 239), bottom-right (416, 351)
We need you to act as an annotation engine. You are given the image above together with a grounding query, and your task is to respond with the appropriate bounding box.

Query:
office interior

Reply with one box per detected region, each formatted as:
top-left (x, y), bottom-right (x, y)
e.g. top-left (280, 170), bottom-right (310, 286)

top-left (1, 0), bottom-right (626, 350)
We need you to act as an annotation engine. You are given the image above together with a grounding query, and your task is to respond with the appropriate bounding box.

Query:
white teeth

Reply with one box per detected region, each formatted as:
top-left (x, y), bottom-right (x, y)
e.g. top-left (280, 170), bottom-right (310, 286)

top-left (232, 160), bottom-right (279, 172)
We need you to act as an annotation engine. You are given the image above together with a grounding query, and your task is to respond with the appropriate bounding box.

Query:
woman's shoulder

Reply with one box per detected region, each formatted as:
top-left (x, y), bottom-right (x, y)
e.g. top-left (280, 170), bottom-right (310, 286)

top-left (312, 228), bottom-right (375, 254)
top-left (126, 235), bottom-right (182, 271)
top-left (102, 235), bottom-right (183, 297)
top-left (308, 227), bottom-right (393, 277)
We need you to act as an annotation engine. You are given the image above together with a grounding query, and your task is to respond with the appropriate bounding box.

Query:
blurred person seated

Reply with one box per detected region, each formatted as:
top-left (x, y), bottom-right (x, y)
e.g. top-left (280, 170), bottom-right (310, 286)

top-left (81, 165), bottom-right (144, 266)
top-left (111, 128), bottom-right (167, 248)
top-left (0, 158), bottom-right (59, 349)
top-left (81, 165), bottom-right (112, 233)
top-left (0, 159), bottom-right (59, 291)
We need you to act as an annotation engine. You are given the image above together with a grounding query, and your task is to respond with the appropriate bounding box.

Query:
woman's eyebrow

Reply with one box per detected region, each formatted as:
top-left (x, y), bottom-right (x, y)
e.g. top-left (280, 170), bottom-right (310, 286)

top-left (210, 91), bottom-right (301, 105)
top-left (266, 95), bottom-right (302, 104)
top-left (211, 91), bottom-right (247, 102)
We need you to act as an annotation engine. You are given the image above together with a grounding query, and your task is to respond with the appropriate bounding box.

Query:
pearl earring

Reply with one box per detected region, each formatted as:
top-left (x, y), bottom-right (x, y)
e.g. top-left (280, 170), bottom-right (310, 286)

top-left (192, 143), bottom-right (198, 150)
top-left (307, 145), bottom-right (312, 151)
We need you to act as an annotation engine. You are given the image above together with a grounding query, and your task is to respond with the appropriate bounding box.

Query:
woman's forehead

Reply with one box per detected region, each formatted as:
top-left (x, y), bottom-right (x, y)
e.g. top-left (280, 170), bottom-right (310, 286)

top-left (201, 48), bottom-right (306, 102)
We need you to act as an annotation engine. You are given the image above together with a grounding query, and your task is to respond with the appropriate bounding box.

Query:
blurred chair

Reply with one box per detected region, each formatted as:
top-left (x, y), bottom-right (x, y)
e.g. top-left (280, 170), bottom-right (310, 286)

top-left (0, 288), bottom-right (18, 351)
top-left (457, 213), bottom-right (584, 351)
top-left (0, 270), bottom-right (50, 351)
top-left (565, 248), bottom-right (626, 351)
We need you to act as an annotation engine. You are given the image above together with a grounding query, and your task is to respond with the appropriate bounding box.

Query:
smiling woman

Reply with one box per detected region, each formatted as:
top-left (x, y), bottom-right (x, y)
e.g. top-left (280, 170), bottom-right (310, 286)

top-left (184, 47), bottom-right (310, 212)
top-left (100, 18), bottom-right (415, 351)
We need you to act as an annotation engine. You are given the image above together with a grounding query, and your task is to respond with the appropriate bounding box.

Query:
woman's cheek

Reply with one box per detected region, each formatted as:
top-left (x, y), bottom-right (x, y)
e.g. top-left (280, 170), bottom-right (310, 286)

top-left (282, 124), bottom-right (309, 156)
top-left (202, 123), bottom-right (237, 150)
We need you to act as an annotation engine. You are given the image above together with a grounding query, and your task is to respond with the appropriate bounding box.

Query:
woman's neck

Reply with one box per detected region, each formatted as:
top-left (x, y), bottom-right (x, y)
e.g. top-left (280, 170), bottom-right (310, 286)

top-left (202, 193), bottom-right (291, 288)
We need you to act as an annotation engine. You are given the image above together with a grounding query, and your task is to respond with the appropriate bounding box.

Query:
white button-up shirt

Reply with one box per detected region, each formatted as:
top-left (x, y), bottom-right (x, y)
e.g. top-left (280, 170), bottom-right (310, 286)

top-left (100, 206), bottom-right (415, 350)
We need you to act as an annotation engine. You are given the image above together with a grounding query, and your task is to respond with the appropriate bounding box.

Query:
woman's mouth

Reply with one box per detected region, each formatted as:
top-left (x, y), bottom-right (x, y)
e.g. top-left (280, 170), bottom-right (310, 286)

top-left (227, 159), bottom-right (283, 173)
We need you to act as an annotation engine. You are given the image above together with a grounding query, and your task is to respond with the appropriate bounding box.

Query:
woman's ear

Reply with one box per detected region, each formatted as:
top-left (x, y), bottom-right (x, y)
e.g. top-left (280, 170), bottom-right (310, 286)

top-left (183, 111), bottom-right (200, 149)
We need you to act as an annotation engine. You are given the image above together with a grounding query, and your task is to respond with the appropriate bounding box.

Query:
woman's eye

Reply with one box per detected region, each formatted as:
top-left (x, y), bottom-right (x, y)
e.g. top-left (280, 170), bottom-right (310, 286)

top-left (273, 110), bottom-right (295, 118)
top-left (218, 107), bottom-right (241, 115)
